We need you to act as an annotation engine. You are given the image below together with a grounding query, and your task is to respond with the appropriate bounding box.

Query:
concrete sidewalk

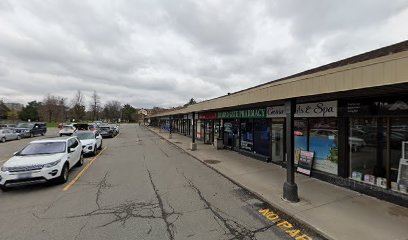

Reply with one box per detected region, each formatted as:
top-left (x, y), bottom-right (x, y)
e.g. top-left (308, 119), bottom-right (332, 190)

top-left (149, 127), bottom-right (408, 240)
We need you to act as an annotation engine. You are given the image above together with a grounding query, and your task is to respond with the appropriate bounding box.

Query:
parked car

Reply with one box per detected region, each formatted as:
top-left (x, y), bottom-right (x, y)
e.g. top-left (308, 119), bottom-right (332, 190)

top-left (15, 122), bottom-right (47, 138)
top-left (0, 124), bottom-right (16, 130)
top-left (98, 124), bottom-right (115, 138)
top-left (88, 123), bottom-right (98, 131)
top-left (73, 130), bottom-right (102, 156)
top-left (0, 129), bottom-right (21, 142)
top-left (0, 136), bottom-right (83, 190)
top-left (59, 125), bottom-right (76, 136)
top-left (73, 123), bottom-right (90, 131)
top-left (110, 124), bottom-right (119, 135)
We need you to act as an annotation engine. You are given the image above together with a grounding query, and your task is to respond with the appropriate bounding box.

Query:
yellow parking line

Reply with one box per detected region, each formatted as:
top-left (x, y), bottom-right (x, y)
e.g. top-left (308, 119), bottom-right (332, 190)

top-left (63, 147), bottom-right (107, 192)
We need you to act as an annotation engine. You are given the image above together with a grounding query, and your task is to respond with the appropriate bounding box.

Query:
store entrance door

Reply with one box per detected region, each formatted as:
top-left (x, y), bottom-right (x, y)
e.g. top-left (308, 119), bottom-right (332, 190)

top-left (204, 120), bottom-right (214, 144)
top-left (271, 120), bottom-right (285, 162)
top-left (223, 120), bottom-right (240, 150)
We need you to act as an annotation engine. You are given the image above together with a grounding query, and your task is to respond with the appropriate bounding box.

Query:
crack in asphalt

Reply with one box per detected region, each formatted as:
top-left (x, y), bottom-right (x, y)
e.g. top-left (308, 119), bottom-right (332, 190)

top-left (146, 167), bottom-right (181, 240)
top-left (74, 220), bottom-right (89, 240)
top-left (181, 172), bottom-right (273, 240)
top-left (95, 171), bottom-right (111, 209)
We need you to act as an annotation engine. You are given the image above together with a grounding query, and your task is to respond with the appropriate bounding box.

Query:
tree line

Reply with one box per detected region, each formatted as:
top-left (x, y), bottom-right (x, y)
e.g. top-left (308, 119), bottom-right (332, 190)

top-left (15, 90), bottom-right (141, 123)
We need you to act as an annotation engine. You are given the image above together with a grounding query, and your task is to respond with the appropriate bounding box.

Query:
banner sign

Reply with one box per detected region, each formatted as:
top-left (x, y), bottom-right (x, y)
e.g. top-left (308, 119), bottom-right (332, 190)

top-left (297, 150), bottom-right (314, 176)
top-left (217, 108), bottom-right (266, 119)
top-left (199, 112), bottom-right (217, 120)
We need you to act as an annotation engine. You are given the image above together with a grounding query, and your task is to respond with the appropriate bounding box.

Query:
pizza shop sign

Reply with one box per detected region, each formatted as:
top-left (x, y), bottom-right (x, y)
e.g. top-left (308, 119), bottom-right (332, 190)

top-left (267, 101), bottom-right (337, 118)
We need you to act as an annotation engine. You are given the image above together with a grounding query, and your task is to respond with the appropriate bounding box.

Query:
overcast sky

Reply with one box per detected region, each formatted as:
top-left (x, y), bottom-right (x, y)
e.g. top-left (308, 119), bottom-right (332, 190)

top-left (0, 0), bottom-right (407, 109)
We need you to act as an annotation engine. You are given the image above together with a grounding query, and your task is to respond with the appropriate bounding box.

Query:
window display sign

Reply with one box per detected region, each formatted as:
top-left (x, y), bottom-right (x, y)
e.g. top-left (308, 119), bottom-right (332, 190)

top-left (297, 150), bottom-right (314, 176)
top-left (397, 158), bottom-right (408, 193)
top-left (218, 108), bottom-right (266, 119)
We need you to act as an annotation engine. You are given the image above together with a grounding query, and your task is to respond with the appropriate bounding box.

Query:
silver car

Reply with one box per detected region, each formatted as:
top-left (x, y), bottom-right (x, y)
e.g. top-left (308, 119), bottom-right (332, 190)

top-left (0, 129), bottom-right (21, 143)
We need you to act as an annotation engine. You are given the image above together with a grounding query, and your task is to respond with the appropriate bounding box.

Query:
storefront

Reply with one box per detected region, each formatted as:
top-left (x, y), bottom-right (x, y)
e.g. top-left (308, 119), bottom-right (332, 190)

top-left (218, 108), bottom-right (270, 158)
top-left (198, 112), bottom-right (218, 144)
top-left (344, 95), bottom-right (408, 195)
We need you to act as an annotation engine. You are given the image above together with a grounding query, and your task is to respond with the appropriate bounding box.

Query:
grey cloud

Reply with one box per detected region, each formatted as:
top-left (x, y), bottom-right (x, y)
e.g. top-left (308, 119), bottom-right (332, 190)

top-left (0, 0), bottom-right (406, 108)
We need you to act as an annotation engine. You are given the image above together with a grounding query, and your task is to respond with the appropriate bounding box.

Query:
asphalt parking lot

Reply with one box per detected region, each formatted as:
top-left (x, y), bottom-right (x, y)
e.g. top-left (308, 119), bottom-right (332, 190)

top-left (0, 124), bottom-right (324, 240)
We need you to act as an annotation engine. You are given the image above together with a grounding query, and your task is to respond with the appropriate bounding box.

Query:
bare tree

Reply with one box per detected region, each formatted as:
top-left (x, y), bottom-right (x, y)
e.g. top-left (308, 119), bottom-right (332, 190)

top-left (89, 90), bottom-right (101, 121)
top-left (39, 94), bottom-right (65, 122)
top-left (70, 90), bottom-right (86, 121)
top-left (103, 100), bottom-right (122, 122)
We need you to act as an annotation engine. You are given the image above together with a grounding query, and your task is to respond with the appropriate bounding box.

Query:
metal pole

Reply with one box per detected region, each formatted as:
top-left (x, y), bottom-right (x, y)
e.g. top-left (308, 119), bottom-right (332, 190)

top-left (192, 112), bottom-right (196, 143)
top-left (283, 98), bottom-right (299, 202)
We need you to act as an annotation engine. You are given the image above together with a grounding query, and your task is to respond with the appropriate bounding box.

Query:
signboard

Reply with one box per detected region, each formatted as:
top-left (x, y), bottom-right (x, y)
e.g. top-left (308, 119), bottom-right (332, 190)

top-left (217, 108), bottom-right (266, 119)
top-left (199, 112), bottom-right (217, 120)
top-left (267, 101), bottom-right (337, 118)
top-left (296, 150), bottom-right (314, 176)
top-left (295, 101), bottom-right (337, 118)
top-left (266, 106), bottom-right (285, 118)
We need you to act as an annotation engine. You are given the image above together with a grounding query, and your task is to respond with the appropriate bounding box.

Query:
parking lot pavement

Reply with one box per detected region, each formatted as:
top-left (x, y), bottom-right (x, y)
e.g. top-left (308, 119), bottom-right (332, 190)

top-left (0, 124), bottom-right (325, 240)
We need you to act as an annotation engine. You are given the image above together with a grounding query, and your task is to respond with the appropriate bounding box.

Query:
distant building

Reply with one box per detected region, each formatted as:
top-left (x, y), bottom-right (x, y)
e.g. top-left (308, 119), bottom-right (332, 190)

top-left (0, 101), bottom-right (10, 120)
top-left (4, 102), bottom-right (24, 112)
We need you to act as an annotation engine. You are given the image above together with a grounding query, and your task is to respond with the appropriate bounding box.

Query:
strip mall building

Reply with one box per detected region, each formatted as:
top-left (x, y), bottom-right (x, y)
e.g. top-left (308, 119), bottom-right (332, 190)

top-left (149, 41), bottom-right (408, 207)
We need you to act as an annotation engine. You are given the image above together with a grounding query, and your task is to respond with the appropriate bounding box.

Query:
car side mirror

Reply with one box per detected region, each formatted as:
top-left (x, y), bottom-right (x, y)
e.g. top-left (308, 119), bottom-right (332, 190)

top-left (69, 147), bottom-right (76, 153)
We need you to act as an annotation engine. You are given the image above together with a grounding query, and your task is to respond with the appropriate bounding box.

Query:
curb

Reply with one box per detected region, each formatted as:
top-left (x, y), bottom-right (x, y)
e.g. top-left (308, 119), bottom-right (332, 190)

top-left (147, 127), bottom-right (333, 240)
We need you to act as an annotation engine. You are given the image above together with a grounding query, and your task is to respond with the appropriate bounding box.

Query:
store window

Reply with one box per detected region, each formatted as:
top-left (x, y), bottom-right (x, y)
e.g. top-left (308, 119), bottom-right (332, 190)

top-left (309, 118), bottom-right (338, 175)
top-left (240, 120), bottom-right (253, 151)
top-left (349, 118), bottom-right (387, 185)
top-left (390, 118), bottom-right (408, 194)
top-left (253, 119), bottom-right (270, 156)
top-left (294, 119), bottom-right (308, 163)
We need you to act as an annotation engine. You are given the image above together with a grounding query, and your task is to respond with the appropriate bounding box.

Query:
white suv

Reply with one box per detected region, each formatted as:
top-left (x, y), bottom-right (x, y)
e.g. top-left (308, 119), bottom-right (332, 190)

top-left (0, 136), bottom-right (83, 191)
top-left (73, 130), bottom-right (103, 156)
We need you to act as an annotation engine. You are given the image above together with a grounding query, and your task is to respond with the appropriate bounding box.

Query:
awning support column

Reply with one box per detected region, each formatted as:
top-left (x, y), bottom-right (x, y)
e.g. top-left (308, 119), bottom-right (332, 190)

top-left (191, 112), bottom-right (197, 150)
top-left (283, 98), bottom-right (299, 202)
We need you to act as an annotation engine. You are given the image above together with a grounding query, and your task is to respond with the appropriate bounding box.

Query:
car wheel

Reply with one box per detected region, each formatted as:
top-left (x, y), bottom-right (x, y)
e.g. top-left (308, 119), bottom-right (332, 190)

top-left (76, 154), bottom-right (84, 167)
top-left (56, 163), bottom-right (69, 184)
top-left (60, 134), bottom-right (62, 137)
top-left (98, 141), bottom-right (103, 150)
top-left (41, 132), bottom-right (45, 136)
top-left (1, 137), bottom-right (5, 143)
top-left (0, 185), bottom-right (9, 192)
top-left (30, 133), bottom-right (34, 138)
top-left (17, 135), bottom-right (21, 140)
top-left (92, 145), bottom-right (97, 156)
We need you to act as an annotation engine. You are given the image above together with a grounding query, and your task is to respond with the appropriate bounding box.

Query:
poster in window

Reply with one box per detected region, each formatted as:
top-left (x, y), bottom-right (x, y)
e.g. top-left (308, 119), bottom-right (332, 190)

top-left (297, 150), bottom-right (314, 176)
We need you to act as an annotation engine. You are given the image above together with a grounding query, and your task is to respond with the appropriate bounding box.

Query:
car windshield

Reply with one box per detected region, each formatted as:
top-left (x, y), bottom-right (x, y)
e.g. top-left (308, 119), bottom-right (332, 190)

top-left (19, 142), bottom-right (66, 155)
top-left (16, 123), bottom-right (34, 128)
top-left (63, 126), bottom-right (74, 130)
top-left (74, 132), bottom-right (94, 140)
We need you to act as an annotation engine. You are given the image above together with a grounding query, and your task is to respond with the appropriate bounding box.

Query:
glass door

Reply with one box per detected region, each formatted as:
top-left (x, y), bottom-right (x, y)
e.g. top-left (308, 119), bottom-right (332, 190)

top-left (271, 119), bottom-right (285, 162)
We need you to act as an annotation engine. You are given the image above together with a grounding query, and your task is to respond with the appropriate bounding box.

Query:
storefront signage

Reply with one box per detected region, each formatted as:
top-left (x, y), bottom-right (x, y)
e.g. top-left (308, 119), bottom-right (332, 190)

top-left (199, 112), bottom-right (217, 120)
top-left (217, 108), bottom-right (266, 119)
top-left (296, 150), bottom-right (314, 176)
top-left (267, 101), bottom-right (337, 118)
top-left (266, 106), bottom-right (285, 118)
top-left (295, 101), bottom-right (337, 117)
